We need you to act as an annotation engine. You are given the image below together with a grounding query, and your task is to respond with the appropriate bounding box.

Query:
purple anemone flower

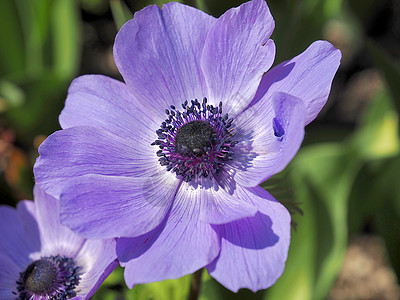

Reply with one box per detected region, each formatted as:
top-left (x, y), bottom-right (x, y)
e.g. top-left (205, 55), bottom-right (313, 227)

top-left (34, 0), bottom-right (341, 292)
top-left (0, 186), bottom-right (118, 299)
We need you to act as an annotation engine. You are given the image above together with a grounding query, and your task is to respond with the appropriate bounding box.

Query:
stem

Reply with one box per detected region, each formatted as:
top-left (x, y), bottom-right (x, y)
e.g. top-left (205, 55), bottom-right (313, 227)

top-left (187, 268), bottom-right (204, 300)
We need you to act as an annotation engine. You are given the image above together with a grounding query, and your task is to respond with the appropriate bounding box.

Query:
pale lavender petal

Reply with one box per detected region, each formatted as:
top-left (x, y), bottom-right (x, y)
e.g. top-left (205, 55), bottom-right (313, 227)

top-left (60, 75), bottom-right (159, 141)
top-left (114, 2), bottom-right (216, 120)
top-left (253, 40), bottom-right (342, 125)
top-left (197, 177), bottom-right (257, 224)
top-left (34, 126), bottom-right (161, 198)
top-left (60, 173), bottom-right (178, 239)
top-left (0, 204), bottom-right (40, 269)
top-left (201, 0), bottom-right (275, 117)
top-left (207, 186), bottom-right (290, 292)
top-left (0, 252), bottom-right (20, 298)
top-left (33, 186), bottom-right (86, 258)
top-left (74, 239), bottom-right (118, 299)
top-left (117, 180), bottom-right (220, 287)
top-left (15, 200), bottom-right (40, 251)
top-left (233, 92), bottom-right (305, 187)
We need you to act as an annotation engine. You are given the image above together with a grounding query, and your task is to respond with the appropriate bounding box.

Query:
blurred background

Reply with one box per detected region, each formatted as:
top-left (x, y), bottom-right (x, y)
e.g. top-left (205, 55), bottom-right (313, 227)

top-left (0, 0), bottom-right (399, 299)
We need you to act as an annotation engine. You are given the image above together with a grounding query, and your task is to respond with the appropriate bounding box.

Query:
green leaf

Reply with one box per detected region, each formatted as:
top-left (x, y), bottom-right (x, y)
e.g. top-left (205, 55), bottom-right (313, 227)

top-left (200, 270), bottom-right (264, 300)
top-left (0, 0), bottom-right (25, 76)
top-left (51, 0), bottom-right (80, 78)
top-left (81, 0), bottom-right (109, 14)
top-left (347, 162), bottom-right (378, 235)
top-left (266, 143), bottom-right (362, 300)
top-left (269, 84), bottom-right (399, 299)
top-left (110, 0), bottom-right (133, 30)
top-left (351, 87), bottom-right (399, 160)
top-left (371, 156), bottom-right (400, 278)
top-left (5, 71), bottom-right (68, 140)
top-left (323, 0), bottom-right (343, 17)
top-left (91, 266), bottom-right (126, 299)
top-left (0, 79), bottom-right (26, 110)
top-left (125, 274), bottom-right (191, 300)
top-left (194, 0), bottom-right (208, 12)
top-left (368, 40), bottom-right (400, 116)
top-left (14, 0), bottom-right (52, 75)
top-left (347, 154), bottom-right (400, 280)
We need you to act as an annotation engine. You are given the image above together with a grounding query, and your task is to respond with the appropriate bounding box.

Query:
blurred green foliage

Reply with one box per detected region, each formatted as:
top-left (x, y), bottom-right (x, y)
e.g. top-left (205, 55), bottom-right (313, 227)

top-left (0, 0), bottom-right (80, 136)
top-left (0, 0), bottom-right (81, 198)
top-left (1, 0), bottom-right (399, 299)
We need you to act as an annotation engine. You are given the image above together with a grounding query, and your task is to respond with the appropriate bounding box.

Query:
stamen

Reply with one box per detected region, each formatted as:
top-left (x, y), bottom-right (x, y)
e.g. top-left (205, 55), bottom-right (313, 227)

top-left (152, 98), bottom-right (238, 182)
top-left (16, 255), bottom-right (80, 300)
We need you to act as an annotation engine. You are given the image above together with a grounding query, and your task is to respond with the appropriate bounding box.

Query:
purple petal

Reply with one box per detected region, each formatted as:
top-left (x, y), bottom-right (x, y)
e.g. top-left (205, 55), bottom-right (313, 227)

top-left (233, 92), bottom-right (305, 187)
top-left (60, 174), bottom-right (178, 239)
top-left (201, 0), bottom-right (275, 117)
top-left (15, 200), bottom-right (40, 249)
top-left (0, 252), bottom-right (20, 298)
top-left (33, 186), bottom-right (86, 258)
top-left (34, 126), bottom-right (160, 198)
top-left (74, 239), bottom-right (118, 299)
top-left (207, 186), bottom-right (290, 292)
top-left (0, 204), bottom-right (40, 269)
top-left (117, 181), bottom-right (220, 287)
top-left (253, 40), bottom-right (342, 125)
top-left (197, 177), bottom-right (258, 224)
top-left (114, 2), bottom-right (216, 119)
top-left (60, 75), bottom-right (159, 141)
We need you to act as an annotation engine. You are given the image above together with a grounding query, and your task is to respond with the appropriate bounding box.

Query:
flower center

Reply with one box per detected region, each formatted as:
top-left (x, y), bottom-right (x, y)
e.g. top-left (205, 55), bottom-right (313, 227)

top-left (175, 120), bottom-right (216, 157)
top-left (16, 255), bottom-right (80, 300)
top-left (22, 259), bottom-right (57, 294)
top-left (152, 98), bottom-right (238, 182)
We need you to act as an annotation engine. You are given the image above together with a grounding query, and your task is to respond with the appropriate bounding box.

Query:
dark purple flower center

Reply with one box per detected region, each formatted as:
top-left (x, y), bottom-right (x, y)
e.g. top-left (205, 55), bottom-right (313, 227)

top-left (175, 120), bottom-right (216, 157)
top-left (15, 255), bottom-right (80, 300)
top-left (22, 259), bottom-right (57, 294)
top-left (152, 98), bottom-right (238, 182)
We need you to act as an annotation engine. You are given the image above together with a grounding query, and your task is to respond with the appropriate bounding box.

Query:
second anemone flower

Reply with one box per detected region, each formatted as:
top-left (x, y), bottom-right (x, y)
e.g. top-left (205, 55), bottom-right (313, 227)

top-left (0, 187), bottom-right (117, 299)
top-left (34, 0), bottom-right (341, 292)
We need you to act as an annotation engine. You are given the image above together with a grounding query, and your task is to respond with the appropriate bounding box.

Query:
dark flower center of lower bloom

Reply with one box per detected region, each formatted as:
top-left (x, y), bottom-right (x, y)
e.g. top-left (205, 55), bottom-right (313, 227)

top-left (22, 259), bottom-right (57, 294)
top-left (152, 98), bottom-right (238, 182)
top-left (15, 255), bottom-right (80, 300)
